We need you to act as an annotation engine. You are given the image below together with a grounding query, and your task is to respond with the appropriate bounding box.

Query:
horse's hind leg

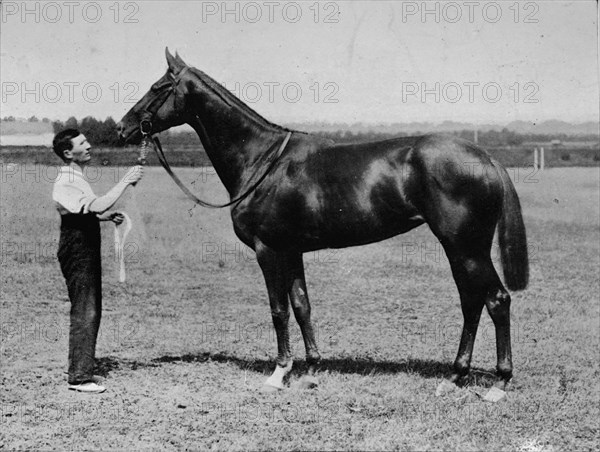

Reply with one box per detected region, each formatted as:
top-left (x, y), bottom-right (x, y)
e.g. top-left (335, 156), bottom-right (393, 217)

top-left (255, 240), bottom-right (293, 391)
top-left (424, 193), bottom-right (511, 395)
top-left (288, 253), bottom-right (321, 388)
top-left (440, 244), bottom-right (513, 399)
top-left (484, 275), bottom-right (513, 391)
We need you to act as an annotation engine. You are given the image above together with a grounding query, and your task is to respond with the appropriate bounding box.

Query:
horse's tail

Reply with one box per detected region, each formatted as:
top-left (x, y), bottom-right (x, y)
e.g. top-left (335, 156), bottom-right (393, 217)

top-left (493, 161), bottom-right (529, 291)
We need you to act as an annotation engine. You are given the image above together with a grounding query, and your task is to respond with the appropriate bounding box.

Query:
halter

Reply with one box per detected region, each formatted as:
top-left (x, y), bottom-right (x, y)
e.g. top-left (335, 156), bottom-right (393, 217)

top-left (136, 65), bottom-right (292, 209)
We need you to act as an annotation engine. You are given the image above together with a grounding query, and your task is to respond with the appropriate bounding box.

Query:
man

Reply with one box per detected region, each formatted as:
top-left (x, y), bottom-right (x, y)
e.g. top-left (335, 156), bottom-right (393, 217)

top-left (52, 128), bottom-right (143, 393)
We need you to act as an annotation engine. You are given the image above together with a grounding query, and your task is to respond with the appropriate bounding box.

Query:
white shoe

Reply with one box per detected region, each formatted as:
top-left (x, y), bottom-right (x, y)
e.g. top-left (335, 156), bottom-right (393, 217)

top-left (68, 382), bottom-right (106, 393)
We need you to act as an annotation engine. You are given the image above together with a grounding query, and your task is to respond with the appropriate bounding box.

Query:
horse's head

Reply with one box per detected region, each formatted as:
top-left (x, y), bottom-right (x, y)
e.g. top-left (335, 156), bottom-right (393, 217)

top-left (117, 48), bottom-right (193, 144)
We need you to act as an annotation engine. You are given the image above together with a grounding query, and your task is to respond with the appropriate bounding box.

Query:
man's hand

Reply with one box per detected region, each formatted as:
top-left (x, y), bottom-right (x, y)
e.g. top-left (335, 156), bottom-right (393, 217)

top-left (97, 211), bottom-right (125, 224)
top-left (122, 165), bottom-right (144, 185)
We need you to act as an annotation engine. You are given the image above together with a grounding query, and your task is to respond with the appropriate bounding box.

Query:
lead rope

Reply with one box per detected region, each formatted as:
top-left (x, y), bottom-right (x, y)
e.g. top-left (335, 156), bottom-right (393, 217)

top-left (114, 131), bottom-right (150, 282)
top-left (114, 212), bottom-right (132, 282)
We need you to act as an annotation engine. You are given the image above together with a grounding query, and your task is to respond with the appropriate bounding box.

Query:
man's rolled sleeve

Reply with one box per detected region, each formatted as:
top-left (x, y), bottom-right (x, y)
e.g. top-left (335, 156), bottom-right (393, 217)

top-left (52, 167), bottom-right (98, 214)
top-left (53, 184), bottom-right (97, 214)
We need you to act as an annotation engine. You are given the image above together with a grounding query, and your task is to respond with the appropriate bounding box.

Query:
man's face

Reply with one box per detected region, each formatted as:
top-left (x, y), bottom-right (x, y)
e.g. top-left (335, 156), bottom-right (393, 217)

top-left (65, 134), bottom-right (91, 164)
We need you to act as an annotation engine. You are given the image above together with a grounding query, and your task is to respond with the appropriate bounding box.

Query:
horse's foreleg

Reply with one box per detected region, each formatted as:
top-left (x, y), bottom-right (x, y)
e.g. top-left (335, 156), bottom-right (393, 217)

top-left (256, 241), bottom-right (293, 391)
top-left (288, 253), bottom-right (321, 388)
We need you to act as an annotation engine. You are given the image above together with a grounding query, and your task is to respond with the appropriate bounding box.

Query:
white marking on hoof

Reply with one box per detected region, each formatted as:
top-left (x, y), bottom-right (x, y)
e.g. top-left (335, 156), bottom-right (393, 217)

top-left (435, 379), bottom-right (458, 397)
top-left (261, 383), bottom-right (283, 393)
top-left (264, 362), bottom-right (292, 390)
top-left (483, 386), bottom-right (507, 403)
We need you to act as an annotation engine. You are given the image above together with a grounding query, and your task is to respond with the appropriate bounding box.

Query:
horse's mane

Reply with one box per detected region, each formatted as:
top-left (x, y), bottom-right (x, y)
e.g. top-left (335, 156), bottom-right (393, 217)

top-left (188, 67), bottom-right (290, 133)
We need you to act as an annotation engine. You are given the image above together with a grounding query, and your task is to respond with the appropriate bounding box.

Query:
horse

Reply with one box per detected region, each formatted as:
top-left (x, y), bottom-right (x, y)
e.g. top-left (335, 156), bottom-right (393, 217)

top-left (117, 49), bottom-right (529, 399)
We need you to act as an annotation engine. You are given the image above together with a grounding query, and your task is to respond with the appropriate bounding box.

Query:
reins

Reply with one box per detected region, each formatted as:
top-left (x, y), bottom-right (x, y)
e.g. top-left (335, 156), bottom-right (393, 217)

top-left (141, 125), bottom-right (291, 209)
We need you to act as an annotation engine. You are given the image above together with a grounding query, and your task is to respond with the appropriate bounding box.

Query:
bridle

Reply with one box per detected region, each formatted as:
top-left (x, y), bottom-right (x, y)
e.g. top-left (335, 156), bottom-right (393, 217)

top-left (139, 66), bottom-right (191, 136)
top-left (136, 66), bottom-right (292, 209)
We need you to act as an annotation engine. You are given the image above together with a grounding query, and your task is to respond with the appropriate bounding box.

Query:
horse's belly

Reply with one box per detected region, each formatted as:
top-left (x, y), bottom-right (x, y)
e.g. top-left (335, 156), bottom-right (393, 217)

top-left (317, 207), bottom-right (424, 249)
top-left (261, 203), bottom-right (424, 252)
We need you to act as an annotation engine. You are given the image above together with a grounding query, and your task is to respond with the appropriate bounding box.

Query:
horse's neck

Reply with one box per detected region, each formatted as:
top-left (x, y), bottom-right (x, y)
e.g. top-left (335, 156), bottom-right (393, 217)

top-left (187, 97), bottom-right (281, 195)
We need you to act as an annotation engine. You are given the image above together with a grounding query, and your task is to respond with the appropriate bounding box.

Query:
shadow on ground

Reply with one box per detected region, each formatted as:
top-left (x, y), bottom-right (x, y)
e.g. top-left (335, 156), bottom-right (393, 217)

top-left (95, 352), bottom-right (499, 386)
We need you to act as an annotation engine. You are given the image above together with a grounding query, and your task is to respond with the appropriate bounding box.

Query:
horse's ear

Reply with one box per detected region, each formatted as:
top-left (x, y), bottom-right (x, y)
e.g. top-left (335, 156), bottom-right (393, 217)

top-left (175, 51), bottom-right (188, 67)
top-left (165, 47), bottom-right (184, 74)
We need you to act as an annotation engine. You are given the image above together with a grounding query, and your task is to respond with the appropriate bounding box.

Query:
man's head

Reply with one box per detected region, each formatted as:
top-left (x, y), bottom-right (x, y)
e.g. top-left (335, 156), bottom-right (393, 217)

top-left (52, 129), bottom-right (91, 164)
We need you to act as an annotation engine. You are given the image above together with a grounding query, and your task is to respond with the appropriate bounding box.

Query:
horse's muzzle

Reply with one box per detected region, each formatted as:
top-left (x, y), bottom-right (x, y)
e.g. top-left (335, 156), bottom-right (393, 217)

top-left (116, 121), bottom-right (126, 140)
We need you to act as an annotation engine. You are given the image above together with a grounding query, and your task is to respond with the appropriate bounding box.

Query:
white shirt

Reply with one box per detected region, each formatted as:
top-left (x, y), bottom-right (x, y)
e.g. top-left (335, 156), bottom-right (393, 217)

top-left (52, 165), bottom-right (98, 215)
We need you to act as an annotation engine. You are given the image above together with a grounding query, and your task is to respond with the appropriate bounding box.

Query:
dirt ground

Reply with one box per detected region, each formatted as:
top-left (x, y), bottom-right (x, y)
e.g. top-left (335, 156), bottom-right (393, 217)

top-left (1, 165), bottom-right (598, 450)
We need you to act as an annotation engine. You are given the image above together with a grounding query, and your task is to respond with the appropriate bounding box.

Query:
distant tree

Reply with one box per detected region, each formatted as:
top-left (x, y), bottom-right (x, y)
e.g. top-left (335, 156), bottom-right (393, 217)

top-left (65, 116), bottom-right (79, 129)
top-left (42, 117), bottom-right (50, 123)
top-left (454, 130), bottom-right (475, 141)
top-left (3, 116), bottom-right (16, 122)
top-left (80, 116), bottom-right (102, 144)
top-left (52, 120), bottom-right (65, 134)
top-left (51, 116), bottom-right (123, 147)
top-left (99, 117), bottom-right (121, 147)
top-left (28, 115), bottom-right (39, 122)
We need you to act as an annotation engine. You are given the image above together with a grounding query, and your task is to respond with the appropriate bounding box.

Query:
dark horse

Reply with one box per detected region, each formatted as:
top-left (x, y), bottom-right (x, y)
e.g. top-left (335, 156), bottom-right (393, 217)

top-left (118, 49), bottom-right (528, 398)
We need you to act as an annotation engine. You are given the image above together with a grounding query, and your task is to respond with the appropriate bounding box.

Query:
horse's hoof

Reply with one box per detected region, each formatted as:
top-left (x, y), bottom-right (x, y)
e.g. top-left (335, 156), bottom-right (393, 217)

top-left (261, 383), bottom-right (284, 393)
top-left (435, 379), bottom-right (457, 397)
top-left (483, 386), bottom-right (507, 403)
top-left (297, 375), bottom-right (319, 390)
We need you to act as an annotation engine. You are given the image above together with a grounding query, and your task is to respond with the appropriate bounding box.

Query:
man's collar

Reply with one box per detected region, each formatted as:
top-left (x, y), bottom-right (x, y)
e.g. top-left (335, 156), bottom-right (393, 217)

top-left (67, 162), bottom-right (84, 174)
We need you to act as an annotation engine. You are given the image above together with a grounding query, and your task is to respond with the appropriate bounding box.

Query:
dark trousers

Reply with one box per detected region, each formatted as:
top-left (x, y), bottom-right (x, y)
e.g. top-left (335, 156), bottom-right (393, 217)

top-left (57, 214), bottom-right (102, 384)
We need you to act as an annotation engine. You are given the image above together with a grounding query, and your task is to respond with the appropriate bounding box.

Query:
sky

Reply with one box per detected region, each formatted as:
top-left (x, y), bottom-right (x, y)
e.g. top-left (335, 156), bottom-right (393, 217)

top-left (1, 0), bottom-right (598, 126)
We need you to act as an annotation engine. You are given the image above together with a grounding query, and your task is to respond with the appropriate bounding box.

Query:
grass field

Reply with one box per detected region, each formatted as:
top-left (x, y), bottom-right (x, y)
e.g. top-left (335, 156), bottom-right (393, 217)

top-left (1, 164), bottom-right (599, 450)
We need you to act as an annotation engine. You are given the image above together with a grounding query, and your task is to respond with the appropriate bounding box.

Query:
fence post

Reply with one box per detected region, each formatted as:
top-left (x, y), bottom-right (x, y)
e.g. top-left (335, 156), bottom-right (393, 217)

top-left (540, 147), bottom-right (545, 171)
top-left (533, 147), bottom-right (538, 170)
